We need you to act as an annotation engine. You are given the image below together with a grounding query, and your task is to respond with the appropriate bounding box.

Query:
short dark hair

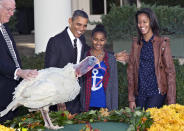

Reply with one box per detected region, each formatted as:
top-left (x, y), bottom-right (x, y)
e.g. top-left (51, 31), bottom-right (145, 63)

top-left (91, 24), bottom-right (107, 38)
top-left (72, 10), bottom-right (88, 21)
top-left (135, 8), bottom-right (160, 44)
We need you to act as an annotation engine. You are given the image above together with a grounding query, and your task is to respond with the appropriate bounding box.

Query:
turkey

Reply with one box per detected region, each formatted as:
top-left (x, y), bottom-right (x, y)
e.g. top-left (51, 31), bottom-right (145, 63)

top-left (0, 56), bottom-right (98, 130)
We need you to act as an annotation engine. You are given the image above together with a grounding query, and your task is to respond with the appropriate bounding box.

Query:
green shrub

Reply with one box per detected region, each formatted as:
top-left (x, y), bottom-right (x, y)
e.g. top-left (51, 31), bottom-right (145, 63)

top-left (141, 0), bottom-right (184, 7)
top-left (21, 54), bottom-right (184, 108)
top-left (118, 63), bottom-right (128, 108)
top-left (174, 60), bottom-right (184, 105)
top-left (21, 52), bottom-right (45, 70)
top-left (101, 4), bottom-right (137, 41)
top-left (101, 4), bottom-right (184, 41)
top-left (153, 5), bottom-right (184, 35)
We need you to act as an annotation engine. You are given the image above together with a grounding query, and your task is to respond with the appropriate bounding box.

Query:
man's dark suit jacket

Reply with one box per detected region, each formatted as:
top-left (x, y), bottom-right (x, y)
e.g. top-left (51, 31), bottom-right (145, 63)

top-left (45, 27), bottom-right (89, 114)
top-left (0, 24), bottom-right (21, 122)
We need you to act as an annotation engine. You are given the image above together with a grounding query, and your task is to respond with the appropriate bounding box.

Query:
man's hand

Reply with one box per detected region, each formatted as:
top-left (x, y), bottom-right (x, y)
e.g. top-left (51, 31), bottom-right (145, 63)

top-left (16, 69), bottom-right (38, 80)
top-left (115, 50), bottom-right (129, 64)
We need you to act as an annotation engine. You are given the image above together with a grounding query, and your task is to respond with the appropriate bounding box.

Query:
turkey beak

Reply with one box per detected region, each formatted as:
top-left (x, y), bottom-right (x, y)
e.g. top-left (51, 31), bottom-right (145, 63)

top-left (75, 72), bottom-right (79, 78)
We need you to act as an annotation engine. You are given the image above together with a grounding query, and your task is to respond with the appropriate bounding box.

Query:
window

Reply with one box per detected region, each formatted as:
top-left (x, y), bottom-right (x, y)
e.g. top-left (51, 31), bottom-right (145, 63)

top-left (90, 0), bottom-right (123, 15)
top-left (90, 0), bottom-right (104, 14)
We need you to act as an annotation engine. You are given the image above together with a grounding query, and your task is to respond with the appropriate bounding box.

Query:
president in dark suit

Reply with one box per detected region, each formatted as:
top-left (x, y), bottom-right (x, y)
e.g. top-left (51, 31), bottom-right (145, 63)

top-left (45, 10), bottom-right (89, 114)
top-left (0, 0), bottom-right (38, 123)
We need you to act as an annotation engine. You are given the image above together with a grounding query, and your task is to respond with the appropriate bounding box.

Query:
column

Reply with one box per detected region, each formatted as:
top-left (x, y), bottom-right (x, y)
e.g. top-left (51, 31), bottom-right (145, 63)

top-left (34, 0), bottom-right (71, 53)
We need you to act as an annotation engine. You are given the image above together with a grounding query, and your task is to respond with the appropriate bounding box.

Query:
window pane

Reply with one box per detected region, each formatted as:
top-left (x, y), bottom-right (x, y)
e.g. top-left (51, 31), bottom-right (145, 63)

top-left (90, 0), bottom-right (104, 14)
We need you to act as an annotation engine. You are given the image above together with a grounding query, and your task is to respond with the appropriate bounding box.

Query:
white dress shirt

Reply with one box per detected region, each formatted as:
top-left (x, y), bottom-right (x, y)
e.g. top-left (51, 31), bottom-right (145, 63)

top-left (67, 27), bottom-right (82, 64)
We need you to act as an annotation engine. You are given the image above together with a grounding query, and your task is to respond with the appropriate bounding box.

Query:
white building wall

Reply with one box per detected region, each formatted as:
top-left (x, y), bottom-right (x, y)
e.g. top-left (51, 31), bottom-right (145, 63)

top-left (34, 0), bottom-right (103, 53)
top-left (71, 0), bottom-right (102, 30)
top-left (34, 0), bottom-right (71, 53)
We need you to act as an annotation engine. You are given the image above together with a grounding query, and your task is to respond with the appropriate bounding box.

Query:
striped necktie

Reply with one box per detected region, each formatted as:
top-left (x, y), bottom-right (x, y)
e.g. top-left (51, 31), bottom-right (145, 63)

top-left (1, 25), bottom-right (20, 68)
top-left (73, 38), bottom-right (77, 64)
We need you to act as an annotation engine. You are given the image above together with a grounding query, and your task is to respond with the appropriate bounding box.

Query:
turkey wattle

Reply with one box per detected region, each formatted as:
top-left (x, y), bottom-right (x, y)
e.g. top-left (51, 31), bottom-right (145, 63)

top-left (0, 56), bottom-right (98, 130)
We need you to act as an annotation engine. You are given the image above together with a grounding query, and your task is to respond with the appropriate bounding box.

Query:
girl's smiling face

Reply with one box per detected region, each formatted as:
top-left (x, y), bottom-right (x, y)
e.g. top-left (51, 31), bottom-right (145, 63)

top-left (137, 13), bottom-right (153, 39)
top-left (92, 32), bottom-right (106, 51)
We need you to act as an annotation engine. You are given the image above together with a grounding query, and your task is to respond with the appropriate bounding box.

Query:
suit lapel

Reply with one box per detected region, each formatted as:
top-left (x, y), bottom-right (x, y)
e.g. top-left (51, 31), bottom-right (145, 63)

top-left (0, 31), bottom-right (12, 57)
top-left (63, 27), bottom-right (87, 62)
top-left (63, 28), bottom-right (76, 62)
top-left (0, 25), bottom-right (21, 67)
top-left (64, 28), bottom-right (74, 49)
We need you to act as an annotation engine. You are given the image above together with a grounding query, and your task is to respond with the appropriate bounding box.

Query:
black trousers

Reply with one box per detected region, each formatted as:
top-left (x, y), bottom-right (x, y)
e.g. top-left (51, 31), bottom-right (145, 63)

top-left (65, 94), bottom-right (81, 114)
top-left (89, 107), bottom-right (101, 111)
top-left (136, 93), bottom-right (166, 110)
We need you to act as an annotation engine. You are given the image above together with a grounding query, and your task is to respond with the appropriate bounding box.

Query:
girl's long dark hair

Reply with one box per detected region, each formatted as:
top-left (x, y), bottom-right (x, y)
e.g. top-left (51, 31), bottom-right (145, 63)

top-left (135, 8), bottom-right (160, 44)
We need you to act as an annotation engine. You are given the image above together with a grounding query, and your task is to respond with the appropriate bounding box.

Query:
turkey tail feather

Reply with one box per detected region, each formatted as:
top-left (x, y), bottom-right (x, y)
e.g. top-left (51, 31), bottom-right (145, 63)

top-left (0, 100), bottom-right (17, 117)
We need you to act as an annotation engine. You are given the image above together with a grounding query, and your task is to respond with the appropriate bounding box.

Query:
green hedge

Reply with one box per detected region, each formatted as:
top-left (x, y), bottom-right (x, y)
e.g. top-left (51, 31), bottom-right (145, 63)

top-left (21, 54), bottom-right (184, 108)
top-left (21, 52), bottom-right (45, 70)
top-left (141, 0), bottom-right (184, 7)
top-left (101, 4), bottom-right (184, 41)
top-left (101, 4), bottom-right (137, 41)
top-left (174, 60), bottom-right (184, 105)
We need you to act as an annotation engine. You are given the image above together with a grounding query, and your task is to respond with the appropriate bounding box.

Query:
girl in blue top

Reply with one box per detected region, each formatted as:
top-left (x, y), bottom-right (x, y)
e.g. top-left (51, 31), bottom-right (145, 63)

top-left (80, 24), bottom-right (119, 111)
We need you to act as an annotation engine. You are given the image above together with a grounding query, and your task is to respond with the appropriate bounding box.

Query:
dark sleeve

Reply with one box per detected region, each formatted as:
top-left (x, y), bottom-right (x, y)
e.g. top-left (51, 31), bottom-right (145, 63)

top-left (0, 62), bottom-right (17, 79)
top-left (45, 37), bottom-right (60, 68)
top-left (110, 54), bottom-right (118, 110)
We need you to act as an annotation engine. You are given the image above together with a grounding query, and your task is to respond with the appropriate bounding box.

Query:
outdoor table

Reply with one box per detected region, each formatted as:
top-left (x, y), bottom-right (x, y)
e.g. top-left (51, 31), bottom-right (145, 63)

top-left (45, 122), bottom-right (129, 131)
